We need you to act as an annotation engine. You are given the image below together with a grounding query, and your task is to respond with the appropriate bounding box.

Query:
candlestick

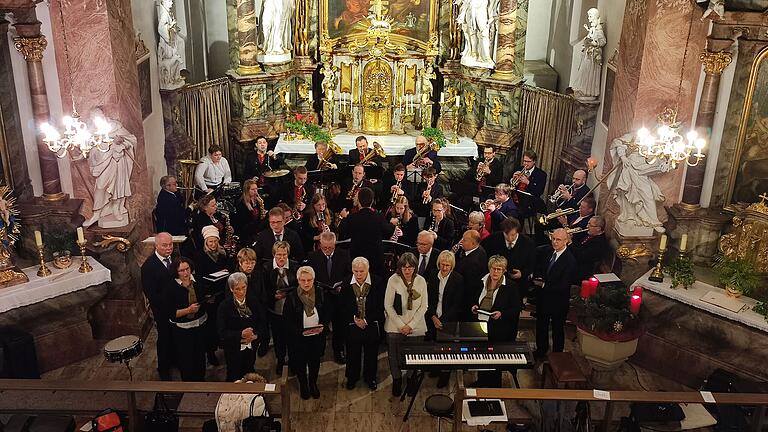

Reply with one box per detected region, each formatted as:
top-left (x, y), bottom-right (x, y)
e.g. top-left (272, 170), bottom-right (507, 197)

top-left (648, 241), bottom-right (667, 283)
top-left (34, 230), bottom-right (42, 247)
top-left (36, 244), bottom-right (51, 277)
top-left (680, 234), bottom-right (688, 252)
top-left (77, 227), bottom-right (85, 243)
top-left (77, 239), bottom-right (93, 273)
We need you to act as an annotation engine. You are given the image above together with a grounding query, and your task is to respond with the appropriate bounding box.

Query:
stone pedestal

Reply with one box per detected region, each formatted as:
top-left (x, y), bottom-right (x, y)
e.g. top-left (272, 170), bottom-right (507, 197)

top-left (160, 88), bottom-right (194, 176)
top-left (665, 204), bottom-right (732, 265)
top-left (613, 231), bottom-right (657, 285)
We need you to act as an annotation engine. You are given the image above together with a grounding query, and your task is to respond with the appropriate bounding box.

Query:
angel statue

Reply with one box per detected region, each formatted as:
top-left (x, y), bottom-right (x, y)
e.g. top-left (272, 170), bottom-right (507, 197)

top-left (321, 62), bottom-right (338, 126)
top-left (571, 8), bottom-right (606, 101)
top-left (420, 64), bottom-right (436, 128)
top-left (260, 0), bottom-right (295, 60)
top-left (455, 0), bottom-right (499, 69)
top-left (156, 0), bottom-right (186, 90)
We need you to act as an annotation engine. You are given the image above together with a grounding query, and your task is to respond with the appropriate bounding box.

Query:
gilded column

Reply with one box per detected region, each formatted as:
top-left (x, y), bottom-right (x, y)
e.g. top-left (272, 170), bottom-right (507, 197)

top-left (491, 0), bottom-right (518, 80)
top-left (680, 49), bottom-right (732, 209)
top-left (293, 0), bottom-right (309, 57)
top-left (13, 21), bottom-right (64, 200)
top-left (236, 0), bottom-right (259, 74)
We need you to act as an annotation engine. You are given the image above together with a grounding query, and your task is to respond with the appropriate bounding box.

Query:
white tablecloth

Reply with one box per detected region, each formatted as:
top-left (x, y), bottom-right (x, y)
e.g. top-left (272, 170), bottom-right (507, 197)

top-left (0, 258), bottom-right (111, 313)
top-left (274, 132), bottom-right (479, 158)
top-left (633, 269), bottom-right (768, 333)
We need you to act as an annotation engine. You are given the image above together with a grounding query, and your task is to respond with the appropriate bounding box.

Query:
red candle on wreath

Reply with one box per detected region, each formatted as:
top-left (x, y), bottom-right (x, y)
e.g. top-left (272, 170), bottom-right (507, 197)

top-left (588, 276), bottom-right (599, 296)
top-left (580, 280), bottom-right (591, 299)
top-left (630, 293), bottom-right (642, 315)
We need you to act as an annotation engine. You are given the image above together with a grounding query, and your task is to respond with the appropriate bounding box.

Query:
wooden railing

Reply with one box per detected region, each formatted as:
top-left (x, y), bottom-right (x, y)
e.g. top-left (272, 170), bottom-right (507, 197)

top-left (0, 366), bottom-right (291, 432)
top-left (455, 370), bottom-right (768, 432)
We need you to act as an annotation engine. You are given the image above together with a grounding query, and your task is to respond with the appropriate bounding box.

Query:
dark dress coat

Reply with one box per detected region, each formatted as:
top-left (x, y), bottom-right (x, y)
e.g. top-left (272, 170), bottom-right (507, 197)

top-left (155, 190), bottom-right (188, 235)
top-left (253, 227), bottom-right (305, 263)
top-left (426, 271), bottom-right (465, 323)
top-left (339, 207), bottom-right (394, 275)
top-left (469, 278), bottom-right (522, 343)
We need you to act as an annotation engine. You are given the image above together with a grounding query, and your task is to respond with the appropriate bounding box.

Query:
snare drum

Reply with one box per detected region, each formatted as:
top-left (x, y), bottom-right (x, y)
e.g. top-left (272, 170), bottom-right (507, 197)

top-left (104, 335), bottom-right (143, 363)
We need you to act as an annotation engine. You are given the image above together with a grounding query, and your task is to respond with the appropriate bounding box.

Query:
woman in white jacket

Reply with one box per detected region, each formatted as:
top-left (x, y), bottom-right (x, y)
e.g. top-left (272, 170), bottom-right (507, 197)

top-left (384, 252), bottom-right (428, 396)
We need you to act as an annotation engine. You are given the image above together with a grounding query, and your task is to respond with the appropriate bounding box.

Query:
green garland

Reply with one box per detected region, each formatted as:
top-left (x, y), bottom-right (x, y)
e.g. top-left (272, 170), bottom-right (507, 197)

top-left (573, 285), bottom-right (642, 341)
top-left (666, 255), bottom-right (695, 289)
top-left (421, 127), bottom-right (447, 148)
top-left (754, 302), bottom-right (768, 323)
top-left (284, 113), bottom-right (332, 143)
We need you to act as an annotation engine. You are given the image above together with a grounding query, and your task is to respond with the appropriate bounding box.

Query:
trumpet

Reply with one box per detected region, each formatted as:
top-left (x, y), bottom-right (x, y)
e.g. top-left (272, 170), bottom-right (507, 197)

top-left (422, 177), bottom-right (435, 204)
top-left (549, 183), bottom-right (574, 204)
top-left (510, 171), bottom-right (528, 188)
top-left (360, 141), bottom-right (387, 165)
top-left (538, 207), bottom-right (578, 225)
top-left (480, 199), bottom-right (501, 212)
top-left (476, 161), bottom-right (488, 181)
top-left (566, 227), bottom-right (588, 235)
top-left (318, 140), bottom-right (343, 170)
top-left (391, 181), bottom-right (402, 204)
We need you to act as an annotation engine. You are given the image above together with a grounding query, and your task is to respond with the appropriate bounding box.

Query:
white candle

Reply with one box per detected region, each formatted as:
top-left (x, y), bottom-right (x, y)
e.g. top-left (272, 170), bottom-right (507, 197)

top-left (455, 96), bottom-right (461, 107)
top-left (308, 91), bottom-right (313, 103)
top-left (659, 234), bottom-right (667, 251)
top-left (34, 230), bottom-right (42, 247)
top-left (440, 92), bottom-right (445, 103)
top-left (77, 227), bottom-right (85, 243)
top-left (680, 234), bottom-right (688, 252)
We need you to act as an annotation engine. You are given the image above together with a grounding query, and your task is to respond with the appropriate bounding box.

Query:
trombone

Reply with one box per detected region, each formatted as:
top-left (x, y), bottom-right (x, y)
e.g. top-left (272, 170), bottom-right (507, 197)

top-left (538, 207), bottom-right (578, 225)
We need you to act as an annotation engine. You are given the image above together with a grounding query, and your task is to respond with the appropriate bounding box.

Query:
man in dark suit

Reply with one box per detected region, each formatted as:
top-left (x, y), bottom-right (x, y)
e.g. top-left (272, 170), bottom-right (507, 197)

top-left (140, 232), bottom-right (176, 380)
top-left (340, 256), bottom-right (386, 390)
top-left (339, 187), bottom-right (394, 276)
top-left (512, 150), bottom-right (547, 233)
top-left (473, 146), bottom-right (504, 199)
top-left (307, 231), bottom-right (352, 364)
top-left (482, 218), bottom-right (536, 298)
top-left (572, 215), bottom-right (610, 281)
top-left (306, 141), bottom-right (339, 171)
top-left (555, 196), bottom-right (596, 244)
top-left (381, 163), bottom-right (414, 209)
top-left (254, 207), bottom-right (305, 262)
top-left (244, 136), bottom-right (284, 182)
top-left (534, 228), bottom-right (577, 358)
top-left (348, 136), bottom-right (384, 167)
top-left (154, 175), bottom-right (188, 235)
top-left (414, 230), bottom-right (439, 281)
top-left (554, 169), bottom-right (589, 210)
top-left (261, 241), bottom-right (298, 372)
top-left (279, 166), bottom-right (315, 212)
top-left (404, 135), bottom-right (442, 173)
top-left (454, 229), bottom-right (488, 319)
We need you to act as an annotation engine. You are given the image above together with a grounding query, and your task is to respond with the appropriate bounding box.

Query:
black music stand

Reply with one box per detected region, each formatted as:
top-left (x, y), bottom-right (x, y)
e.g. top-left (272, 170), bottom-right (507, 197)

top-left (307, 168), bottom-right (341, 195)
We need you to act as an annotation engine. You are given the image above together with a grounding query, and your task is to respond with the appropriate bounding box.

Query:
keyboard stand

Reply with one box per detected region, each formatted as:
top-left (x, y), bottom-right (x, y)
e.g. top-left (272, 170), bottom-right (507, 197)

top-left (400, 369), bottom-right (426, 422)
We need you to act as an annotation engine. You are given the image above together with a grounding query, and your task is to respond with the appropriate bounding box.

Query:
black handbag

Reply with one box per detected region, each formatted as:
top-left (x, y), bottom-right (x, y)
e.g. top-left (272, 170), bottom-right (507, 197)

top-left (241, 396), bottom-right (279, 432)
top-left (144, 394), bottom-right (179, 432)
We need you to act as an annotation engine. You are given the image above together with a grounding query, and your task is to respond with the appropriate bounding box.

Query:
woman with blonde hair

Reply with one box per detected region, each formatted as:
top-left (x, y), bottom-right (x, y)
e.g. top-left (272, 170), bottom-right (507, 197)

top-left (384, 252), bottom-right (428, 396)
top-left (302, 192), bottom-right (336, 251)
top-left (233, 179), bottom-right (265, 244)
top-left (386, 196), bottom-right (419, 246)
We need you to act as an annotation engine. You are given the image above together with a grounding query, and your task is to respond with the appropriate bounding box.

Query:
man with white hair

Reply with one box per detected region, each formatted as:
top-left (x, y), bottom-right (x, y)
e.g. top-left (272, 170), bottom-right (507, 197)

top-left (340, 257), bottom-right (385, 391)
top-left (414, 230), bottom-right (438, 281)
top-left (141, 232), bottom-right (175, 380)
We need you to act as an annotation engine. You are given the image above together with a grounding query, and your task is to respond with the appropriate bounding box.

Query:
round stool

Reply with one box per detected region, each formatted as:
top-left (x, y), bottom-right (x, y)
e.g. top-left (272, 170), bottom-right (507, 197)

top-left (425, 394), bottom-right (454, 432)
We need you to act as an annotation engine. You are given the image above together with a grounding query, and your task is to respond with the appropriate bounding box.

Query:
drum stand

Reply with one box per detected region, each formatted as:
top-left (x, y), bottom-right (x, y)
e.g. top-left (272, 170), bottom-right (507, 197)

top-left (123, 359), bottom-right (135, 381)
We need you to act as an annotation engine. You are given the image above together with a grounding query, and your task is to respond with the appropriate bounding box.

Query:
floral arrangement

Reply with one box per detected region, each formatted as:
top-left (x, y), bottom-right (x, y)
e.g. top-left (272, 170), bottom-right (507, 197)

top-left (666, 254), bottom-right (695, 289)
top-left (285, 113), bottom-right (332, 144)
top-left (421, 127), bottom-right (447, 149)
top-left (573, 286), bottom-right (643, 342)
top-left (713, 255), bottom-right (761, 297)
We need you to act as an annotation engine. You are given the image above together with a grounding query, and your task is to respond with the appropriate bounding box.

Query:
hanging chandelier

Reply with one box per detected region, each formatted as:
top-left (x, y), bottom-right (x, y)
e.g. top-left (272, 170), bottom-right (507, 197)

top-left (635, 10), bottom-right (706, 169)
top-left (39, 0), bottom-right (112, 159)
top-left (636, 107), bottom-right (706, 168)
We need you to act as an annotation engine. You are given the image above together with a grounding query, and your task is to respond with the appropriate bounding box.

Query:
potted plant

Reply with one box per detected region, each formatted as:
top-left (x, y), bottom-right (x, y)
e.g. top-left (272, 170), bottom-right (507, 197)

top-left (574, 286), bottom-right (643, 370)
top-left (666, 254), bottom-right (695, 289)
top-left (713, 256), bottom-right (760, 298)
top-left (421, 127), bottom-right (447, 149)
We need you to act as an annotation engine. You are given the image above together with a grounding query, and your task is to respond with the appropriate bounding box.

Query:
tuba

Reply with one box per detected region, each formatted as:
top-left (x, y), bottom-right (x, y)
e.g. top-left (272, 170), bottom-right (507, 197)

top-left (318, 140), bottom-right (343, 170)
top-left (360, 142), bottom-right (387, 165)
top-left (178, 159), bottom-right (200, 206)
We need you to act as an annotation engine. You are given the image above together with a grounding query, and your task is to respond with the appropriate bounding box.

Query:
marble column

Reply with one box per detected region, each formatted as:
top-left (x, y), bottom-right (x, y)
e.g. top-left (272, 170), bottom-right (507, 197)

top-left (12, 21), bottom-right (65, 200)
top-left (679, 49), bottom-right (732, 209)
top-left (236, 0), bottom-right (259, 74)
top-left (491, 0), bottom-right (517, 80)
top-left (293, 0), bottom-right (310, 57)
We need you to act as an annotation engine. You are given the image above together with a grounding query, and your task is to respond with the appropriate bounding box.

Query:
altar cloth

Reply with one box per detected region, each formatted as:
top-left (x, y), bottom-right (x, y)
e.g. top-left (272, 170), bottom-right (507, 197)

top-left (0, 258), bottom-right (111, 313)
top-left (633, 269), bottom-right (768, 333)
top-left (274, 132), bottom-right (479, 158)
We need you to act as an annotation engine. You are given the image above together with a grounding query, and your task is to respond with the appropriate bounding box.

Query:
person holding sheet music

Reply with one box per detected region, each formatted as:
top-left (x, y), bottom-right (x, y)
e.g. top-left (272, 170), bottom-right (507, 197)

top-left (470, 255), bottom-right (522, 387)
top-left (217, 272), bottom-right (266, 382)
top-left (387, 196), bottom-right (420, 247)
top-left (426, 250), bottom-right (465, 387)
top-left (261, 241), bottom-right (299, 373)
top-left (283, 266), bottom-right (330, 399)
top-left (193, 225), bottom-right (230, 367)
top-left (195, 145), bottom-right (232, 193)
top-left (307, 231), bottom-right (352, 364)
top-left (340, 256), bottom-right (385, 390)
top-left (165, 257), bottom-right (209, 381)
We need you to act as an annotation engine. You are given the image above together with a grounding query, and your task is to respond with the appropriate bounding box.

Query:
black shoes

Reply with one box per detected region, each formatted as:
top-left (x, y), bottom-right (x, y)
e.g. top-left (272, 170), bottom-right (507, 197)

top-left (309, 382), bottom-right (320, 399)
top-left (207, 351), bottom-right (220, 366)
top-left (299, 381), bottom-right (310, 400)
top-left (367, 379), bottom-right (378, 391)
top-left (334, 351), bottom-right (346, 365)
top-left (346, 380), bottom-right (357, 390)
top-left (392, 378), bottom-right (402, 396)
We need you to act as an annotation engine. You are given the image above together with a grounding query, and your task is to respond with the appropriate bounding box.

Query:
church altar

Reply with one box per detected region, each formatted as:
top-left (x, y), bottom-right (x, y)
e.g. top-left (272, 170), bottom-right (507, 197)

top-left (633, 269), bottom-right (767, 332)
top-left (274, 132), bottom-right (479, 157)
top-left (0, 258), bottom-right (111, 313)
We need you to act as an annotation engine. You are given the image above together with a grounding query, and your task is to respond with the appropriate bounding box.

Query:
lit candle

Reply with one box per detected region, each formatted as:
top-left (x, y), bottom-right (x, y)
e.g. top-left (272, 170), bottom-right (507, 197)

top-left (630, 294), bottom-right (642, 315)
top-left (455, 95), bottom-right (461, 107)
top-left (659, 234), bottom-right (667, 251)
top-left (77, 227), bottom-right (85, 243)
top-left (680, 234), bottom-right (688, 252)
top-left (308, 91), bottom-right (313, 103)
top-left (34, 230), bottom-right (42, 247)
top-left (633, 286), bottom-right (643, 297)
top-left (440, 92), bottom-right (445, 103)
top-left (588, 276), bottom-right (599, 296)
top-left (580, 280), bottom-right (591, 299)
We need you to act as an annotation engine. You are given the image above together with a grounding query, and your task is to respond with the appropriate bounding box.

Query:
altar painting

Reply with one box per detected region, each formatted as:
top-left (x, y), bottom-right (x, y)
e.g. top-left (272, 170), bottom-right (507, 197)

top-left (324, 0), bottom-right (433, 45)
top-left (730, 45), bottom-right (768, 205)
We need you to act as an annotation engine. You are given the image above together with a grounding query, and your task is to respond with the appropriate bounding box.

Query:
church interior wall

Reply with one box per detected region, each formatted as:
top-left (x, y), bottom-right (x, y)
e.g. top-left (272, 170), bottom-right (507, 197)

top-left (524, 0), bottom-right (553, 61)
top-left (131, 0), bottom-right (171, 198)
top-left (203, 0), bottom-right (231, 79)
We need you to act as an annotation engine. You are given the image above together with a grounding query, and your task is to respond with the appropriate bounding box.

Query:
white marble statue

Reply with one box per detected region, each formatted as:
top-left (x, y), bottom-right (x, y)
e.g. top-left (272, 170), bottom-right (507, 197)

top-left (455, 0), bottom-right (498, 69)
top-left (607, 133), bottom-right (671, 237)
top-left (260, 0), bottom-right (294, 63)
top-left (572, 8), bottom-right (606, 101)
top-left (156, 0), bottom-right (186, 90)
top-left (321, 62), bottom-right (337, 126)
top-left (83, 109), bottom-right (136, 229)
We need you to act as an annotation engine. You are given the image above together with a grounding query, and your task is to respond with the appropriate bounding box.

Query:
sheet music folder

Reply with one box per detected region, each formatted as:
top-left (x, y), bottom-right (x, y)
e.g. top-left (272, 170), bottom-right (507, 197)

top-left (436, 321), bottom-right (489, 342)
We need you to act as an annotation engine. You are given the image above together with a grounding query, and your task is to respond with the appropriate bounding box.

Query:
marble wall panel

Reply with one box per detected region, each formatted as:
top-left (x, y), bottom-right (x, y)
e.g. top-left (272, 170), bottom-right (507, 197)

top-left (513, 0), bottom-right (527, 79)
